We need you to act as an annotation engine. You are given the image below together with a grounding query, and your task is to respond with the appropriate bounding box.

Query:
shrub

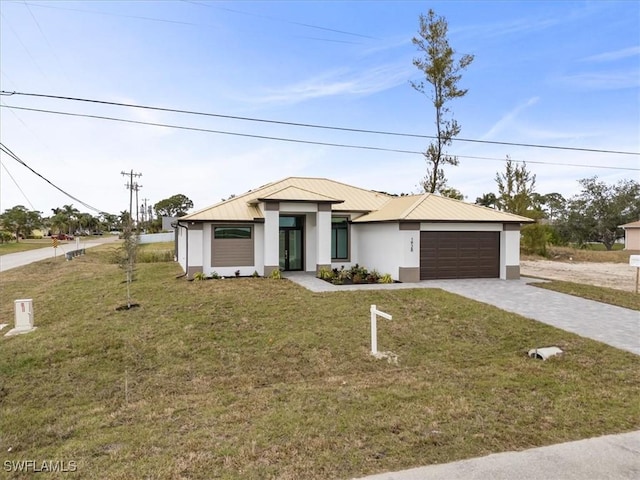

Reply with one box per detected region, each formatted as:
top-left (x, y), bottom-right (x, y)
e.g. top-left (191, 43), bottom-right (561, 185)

top-left (193, 272), bottom-right (207, 281)
top-left (379, 273), bottom-right (393, 284)
top-left (367, 269), bottom-right (380, 283)
top-left (0, 231), bottom-right (12, 243)
top-left (317, 267), bottom-right (334, 280)
top-left (269, 269), bottom-right (282, 280)
top-left (209, 271), bottom-right (220, 279)
top-left (338, 267), bottom-right (351, 282)
top-left (521, 223), bottom-right (550, 257)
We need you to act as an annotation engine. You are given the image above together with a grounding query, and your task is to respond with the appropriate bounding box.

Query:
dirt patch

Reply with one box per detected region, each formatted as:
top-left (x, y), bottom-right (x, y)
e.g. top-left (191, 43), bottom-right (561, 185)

top-left (521, 260), bottom-right (638, 292)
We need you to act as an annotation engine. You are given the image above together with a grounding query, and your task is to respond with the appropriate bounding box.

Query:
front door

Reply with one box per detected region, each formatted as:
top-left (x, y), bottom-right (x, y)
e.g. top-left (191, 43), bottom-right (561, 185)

top-left (279, 216), bottom-right (304, 271)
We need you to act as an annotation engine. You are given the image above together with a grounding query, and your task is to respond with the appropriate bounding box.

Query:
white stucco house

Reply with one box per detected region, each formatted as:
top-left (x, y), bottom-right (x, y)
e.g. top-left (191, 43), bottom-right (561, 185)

top-left (176, 177), bottom-right (532, 282)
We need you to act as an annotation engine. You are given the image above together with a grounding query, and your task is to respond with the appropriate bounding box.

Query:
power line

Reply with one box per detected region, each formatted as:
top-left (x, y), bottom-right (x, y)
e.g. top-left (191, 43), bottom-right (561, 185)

top-left (447, 154), bottom-right (639, 172)
top-left (1, 104), bottom-right (421, 155)
top-left (21, 0), bottom-right (373, 43)
top-left (1, 91), bottom-right (637, 156)
top-left (18, 1), bottom-right (207, 28)
top-left (22, 0), bottom-right (75, 88)
top-left (0, 142), bottom-right (111, 214)
top-left (3, 103), bottom-right (639, 173)
top-left (182, 0), bottom-right (377, 40)
top-left (0, 159), bottom-right (36, 210)
top-left (0, 14), bottom-right (50, 83)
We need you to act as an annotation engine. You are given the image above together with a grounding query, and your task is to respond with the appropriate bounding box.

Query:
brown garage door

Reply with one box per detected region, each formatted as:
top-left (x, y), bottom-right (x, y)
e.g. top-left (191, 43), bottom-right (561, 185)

top-left (420, 231), bottom-right (500, 280)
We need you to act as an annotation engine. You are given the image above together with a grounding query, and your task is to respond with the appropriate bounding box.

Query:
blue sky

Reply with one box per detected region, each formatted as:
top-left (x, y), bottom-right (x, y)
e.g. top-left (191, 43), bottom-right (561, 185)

top-left (1, 0), bottom-right (638, 217)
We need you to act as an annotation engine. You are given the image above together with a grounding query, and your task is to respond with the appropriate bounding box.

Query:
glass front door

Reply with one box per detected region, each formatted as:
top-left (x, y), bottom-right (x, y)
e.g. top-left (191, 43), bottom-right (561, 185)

top-left (279, 216), bottom-right (304, 271)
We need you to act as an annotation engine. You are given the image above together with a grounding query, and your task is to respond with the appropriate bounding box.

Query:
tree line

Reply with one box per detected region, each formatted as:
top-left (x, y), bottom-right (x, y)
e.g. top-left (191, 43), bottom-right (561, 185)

top-left (0, 194), bottom-right (194, 243)
top-left (476, 158), bottom-right (639, 252)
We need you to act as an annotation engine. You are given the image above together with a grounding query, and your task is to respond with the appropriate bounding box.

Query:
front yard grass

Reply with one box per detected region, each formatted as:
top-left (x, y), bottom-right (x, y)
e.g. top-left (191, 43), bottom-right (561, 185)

top-left (0, 239), bottom-right (58, 255)
top-left (1, 246), bottom-right (639, 479)
top-left (532, 280), bottom-right (640, 311)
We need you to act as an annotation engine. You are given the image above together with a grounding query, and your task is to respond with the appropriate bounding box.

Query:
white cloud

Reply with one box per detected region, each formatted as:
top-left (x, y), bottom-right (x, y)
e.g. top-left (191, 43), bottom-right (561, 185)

top-left (482, 96), bottom-right (540, 140)
top-left (581, 46), bottom-right (640, 63)
top-left (360, 34), bottom-right (412, 56)
top-left (454, 16), bottom-right (560, 42)
top-left (248, 62), bottom-right (414, 105)
top-left (557, 71), bottom-right (640, 90)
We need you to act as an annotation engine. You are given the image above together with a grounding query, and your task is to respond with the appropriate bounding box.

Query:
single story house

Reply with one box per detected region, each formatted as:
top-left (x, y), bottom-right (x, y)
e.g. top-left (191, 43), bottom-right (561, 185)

top-left (620, 220), bottom-right (640, 250)
top-left (176, 177), bottom-right (532, 282)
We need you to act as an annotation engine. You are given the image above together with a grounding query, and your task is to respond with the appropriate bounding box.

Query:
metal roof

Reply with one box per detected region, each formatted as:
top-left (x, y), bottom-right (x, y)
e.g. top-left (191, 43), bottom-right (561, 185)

top-left (181, 177), bottom-right (533, 223)
top-left (181, 177), bottom-right (390, 221)
top-left (251, 185), bottom-right (343, 204)
top-left (353, 193), bottom-right (533, 223)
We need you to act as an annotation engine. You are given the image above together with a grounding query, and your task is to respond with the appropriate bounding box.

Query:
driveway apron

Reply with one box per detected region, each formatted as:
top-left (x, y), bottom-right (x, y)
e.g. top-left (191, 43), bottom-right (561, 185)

top-left (420, 278), bottom-right (639, 356)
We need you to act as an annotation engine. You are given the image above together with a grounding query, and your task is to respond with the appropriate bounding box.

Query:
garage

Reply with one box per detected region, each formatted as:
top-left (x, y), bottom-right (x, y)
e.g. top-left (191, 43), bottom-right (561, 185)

top-left (420, 231), bottom-right (500, 280)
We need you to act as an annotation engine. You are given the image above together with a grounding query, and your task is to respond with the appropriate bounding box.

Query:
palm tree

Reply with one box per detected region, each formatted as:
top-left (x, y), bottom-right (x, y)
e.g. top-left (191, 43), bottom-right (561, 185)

top-left (50, 208), bottom-right (67, 235)
top-left (475, 193), bottom-right (497, 209)
top-left (77, 212), bottom-right (99, 235)
top-left (61, 205), bottom-right (80, 235)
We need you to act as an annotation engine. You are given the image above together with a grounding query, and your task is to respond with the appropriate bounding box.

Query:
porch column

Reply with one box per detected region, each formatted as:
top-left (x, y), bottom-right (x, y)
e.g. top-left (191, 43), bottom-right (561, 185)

top-left (399, 222), bottom-right (420, 283)
top-left (501, 223), bottom-right (521, 279)
top-left (316, 203), bottom-right (332, 273)
top-left (263, 202), bottom-right (280, 277)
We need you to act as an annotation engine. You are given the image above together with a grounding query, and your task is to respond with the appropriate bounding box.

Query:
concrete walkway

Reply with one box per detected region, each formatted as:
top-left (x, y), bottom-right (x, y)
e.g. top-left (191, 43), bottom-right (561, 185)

top-left (284, 273), bottom-right (640, 480)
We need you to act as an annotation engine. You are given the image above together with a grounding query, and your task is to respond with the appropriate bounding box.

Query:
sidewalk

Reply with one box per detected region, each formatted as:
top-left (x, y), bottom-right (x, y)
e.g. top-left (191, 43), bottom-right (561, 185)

top-left (354, 430), bottom-right (640, 480)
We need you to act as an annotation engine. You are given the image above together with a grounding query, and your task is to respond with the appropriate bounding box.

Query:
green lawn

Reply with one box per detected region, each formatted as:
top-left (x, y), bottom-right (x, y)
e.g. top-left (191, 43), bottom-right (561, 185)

top-left (0, 239), bottom-right (58, 255)
top-left (533, 280), bottom-right (640, 311)
top-left (1, 245), bottom-right (638, 479)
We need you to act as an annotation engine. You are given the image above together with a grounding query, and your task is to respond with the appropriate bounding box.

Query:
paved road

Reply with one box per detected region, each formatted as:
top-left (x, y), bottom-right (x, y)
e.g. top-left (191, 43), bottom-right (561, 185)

top-left (0, 236), bottom-right (120, 272)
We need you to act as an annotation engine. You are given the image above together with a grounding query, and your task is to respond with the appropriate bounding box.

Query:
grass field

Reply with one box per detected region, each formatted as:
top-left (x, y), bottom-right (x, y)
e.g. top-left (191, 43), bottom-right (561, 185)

top-left (523, 245), bottom-right (636, 263)
top-left (533, 281), bottom-right (640, 311)
top-left (0, 239), bottom-right (59, 255)
top-left (1, 245), bottom-right (639, 479)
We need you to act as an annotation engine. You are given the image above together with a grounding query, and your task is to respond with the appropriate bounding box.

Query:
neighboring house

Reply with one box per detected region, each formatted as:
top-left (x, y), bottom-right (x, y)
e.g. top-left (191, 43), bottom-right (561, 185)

top-left (620, 221), bottom-right (640, 250)
top-left (162, 216), bottom-right (178, 232)
top-left (176, 177), bottom-right (533, 281)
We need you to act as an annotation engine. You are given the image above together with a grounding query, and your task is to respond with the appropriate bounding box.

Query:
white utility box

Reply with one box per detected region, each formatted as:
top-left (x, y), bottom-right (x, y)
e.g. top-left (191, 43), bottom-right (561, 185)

top-left (5, 299), bottom-right (36, 337)
top-left (15, 299), bottom-right (33, 329)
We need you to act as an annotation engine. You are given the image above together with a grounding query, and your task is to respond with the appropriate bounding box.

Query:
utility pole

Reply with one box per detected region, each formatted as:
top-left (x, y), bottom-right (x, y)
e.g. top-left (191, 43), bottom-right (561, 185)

top-left (121, 170), bottom-right (142, 227)
top-left (141, 198), bottom-right (150, 223)
top-left (134, 183), bottom-right (141, 229)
